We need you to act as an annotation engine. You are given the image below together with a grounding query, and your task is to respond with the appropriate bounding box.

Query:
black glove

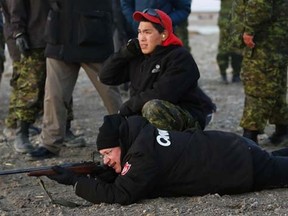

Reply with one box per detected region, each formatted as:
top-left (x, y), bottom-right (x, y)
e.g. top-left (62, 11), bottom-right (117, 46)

top-left (126, 38), bottom-right (141, 56)
top-left (90, 165), bottom-right (118, 183)
top-left (15, 34), bottom-right (30, 56)
top-left (119, 101), bottom-right (133, 117)
top-left (47, 166), bottom-right (79, 186)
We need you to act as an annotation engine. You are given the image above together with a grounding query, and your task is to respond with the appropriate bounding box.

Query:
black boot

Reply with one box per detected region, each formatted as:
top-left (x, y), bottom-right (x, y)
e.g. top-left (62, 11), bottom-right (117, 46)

top-left (269, 124), bottom-right (288, 145)
top-left (232, 74), bottom-right (241, 83)
top-left (14, 121), bottom-right (34, 153)
top-left (243, 129), bottom-right (259, 144)
top-left (28, 147), bottom-right (56, 161)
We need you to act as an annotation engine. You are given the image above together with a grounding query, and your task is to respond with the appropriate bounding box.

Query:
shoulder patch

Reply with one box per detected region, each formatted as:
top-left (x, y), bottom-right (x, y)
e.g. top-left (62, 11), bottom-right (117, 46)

top-left (121, 162), bottom-right (131, 175)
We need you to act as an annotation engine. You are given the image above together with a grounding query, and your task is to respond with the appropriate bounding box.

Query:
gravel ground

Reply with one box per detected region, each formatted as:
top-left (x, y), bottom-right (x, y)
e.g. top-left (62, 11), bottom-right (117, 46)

top-left (0, 18), bottom-right (287, 216)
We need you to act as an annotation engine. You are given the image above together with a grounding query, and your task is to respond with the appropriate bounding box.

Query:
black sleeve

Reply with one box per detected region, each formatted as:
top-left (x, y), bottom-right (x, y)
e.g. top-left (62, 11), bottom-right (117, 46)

top-left (100, 47), bottom-right (136, 86)
top-left (74, 154), bottom-right (159, 205)
top-left (10, 0), bottom-right (27, 37)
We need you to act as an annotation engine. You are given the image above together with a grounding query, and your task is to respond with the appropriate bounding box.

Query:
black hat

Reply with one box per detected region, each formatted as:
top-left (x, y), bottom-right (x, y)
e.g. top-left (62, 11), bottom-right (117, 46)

top-left (96, 114), bottom-right (125, 151)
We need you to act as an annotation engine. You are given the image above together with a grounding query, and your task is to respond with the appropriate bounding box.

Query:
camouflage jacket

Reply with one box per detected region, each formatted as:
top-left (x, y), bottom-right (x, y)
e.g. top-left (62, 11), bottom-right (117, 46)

top-left (231, 0), bottom-right (288, 53)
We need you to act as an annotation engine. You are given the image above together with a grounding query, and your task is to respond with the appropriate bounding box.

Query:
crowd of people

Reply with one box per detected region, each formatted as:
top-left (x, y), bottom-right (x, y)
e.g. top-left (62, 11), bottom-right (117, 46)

top-left (0, 0), bottom-right (288, 206)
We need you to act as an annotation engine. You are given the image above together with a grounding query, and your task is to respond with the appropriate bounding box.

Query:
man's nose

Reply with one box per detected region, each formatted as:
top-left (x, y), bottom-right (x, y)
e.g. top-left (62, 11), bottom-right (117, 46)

top-left (103, 156), bottom-right (110, 165)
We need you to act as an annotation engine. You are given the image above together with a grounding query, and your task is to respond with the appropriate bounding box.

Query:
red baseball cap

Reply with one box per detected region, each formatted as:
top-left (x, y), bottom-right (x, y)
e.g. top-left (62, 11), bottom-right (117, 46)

top-left (133, 9), bottom-right (183, 47)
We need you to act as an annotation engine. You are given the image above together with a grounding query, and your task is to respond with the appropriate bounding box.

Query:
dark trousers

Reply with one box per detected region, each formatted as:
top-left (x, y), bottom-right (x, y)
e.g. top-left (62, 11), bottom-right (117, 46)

top-left (245, 138), bottom-right (288, 190)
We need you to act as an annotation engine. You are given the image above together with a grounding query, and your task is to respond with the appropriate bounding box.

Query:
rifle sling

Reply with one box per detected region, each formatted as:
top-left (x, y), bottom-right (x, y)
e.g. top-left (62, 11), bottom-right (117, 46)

top-left (37, 177), bottom-right (81, 208)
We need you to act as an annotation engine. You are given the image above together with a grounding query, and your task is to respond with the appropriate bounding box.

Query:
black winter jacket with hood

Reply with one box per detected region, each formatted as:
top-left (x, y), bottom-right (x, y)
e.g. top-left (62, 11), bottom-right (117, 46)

top-left (100, 45), bottom-right (216, 128)
top-left (75, 116), bottom-right (254, 205)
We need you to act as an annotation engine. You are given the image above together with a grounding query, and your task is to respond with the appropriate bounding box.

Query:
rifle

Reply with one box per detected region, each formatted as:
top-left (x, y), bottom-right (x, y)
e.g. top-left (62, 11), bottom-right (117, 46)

top-left (0, 161), bottom-right (108, 207)
top-left (0, 161), bottom-right (101, 177)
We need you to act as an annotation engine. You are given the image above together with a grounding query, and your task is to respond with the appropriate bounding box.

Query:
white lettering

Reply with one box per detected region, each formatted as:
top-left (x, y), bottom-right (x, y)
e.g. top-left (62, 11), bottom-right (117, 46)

top-left (156, 129), bottom-right (171, 146)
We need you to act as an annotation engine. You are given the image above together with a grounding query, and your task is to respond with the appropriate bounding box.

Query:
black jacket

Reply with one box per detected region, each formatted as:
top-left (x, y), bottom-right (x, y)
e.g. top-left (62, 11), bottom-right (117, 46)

top-left (0, 0), bottom-right (20, 61)
top-left (100, 45), bottom-right (215, 126)
top-left (75, 116), bottom-right (253, 205)
top-left (44, 0), bottom-right (114, 62)
top-left (9, 0), bottom-right (50, 49)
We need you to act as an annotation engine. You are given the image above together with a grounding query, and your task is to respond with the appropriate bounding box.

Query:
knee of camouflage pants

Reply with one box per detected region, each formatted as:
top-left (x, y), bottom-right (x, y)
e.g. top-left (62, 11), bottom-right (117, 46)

top-left (141, 99), bottom-right (201, 131)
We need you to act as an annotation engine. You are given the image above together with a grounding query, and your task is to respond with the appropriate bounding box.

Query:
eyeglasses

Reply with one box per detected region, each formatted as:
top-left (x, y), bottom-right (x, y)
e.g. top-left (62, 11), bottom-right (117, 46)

top-left (142, 8), bottom-right (164, 27)
top-left (100, 149), bottom-right (113, 159)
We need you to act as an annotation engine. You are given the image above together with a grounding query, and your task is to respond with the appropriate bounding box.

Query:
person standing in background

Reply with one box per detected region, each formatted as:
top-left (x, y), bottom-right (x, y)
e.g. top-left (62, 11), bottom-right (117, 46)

top-left (29, 0), bottom-right (122, 160)
top-left (1, 0), bottom-right (78, 150)
top-left (7, 0), bottom-right (50, 153)
top-left (237, 0), bottom-right (288, 144)
top-left (216, 0), bottom-right (242, 84)
top-left (120, 0), bottom-right (192, 51)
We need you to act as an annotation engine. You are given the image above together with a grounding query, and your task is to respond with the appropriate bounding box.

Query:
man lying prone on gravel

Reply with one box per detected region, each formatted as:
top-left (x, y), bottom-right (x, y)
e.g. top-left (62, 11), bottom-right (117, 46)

top-left (46, 114), bottom-right (288, 205)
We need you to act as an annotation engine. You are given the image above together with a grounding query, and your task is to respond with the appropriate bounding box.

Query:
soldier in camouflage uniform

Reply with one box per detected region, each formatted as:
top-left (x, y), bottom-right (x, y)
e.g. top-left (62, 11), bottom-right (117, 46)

top-left (7, 0), bottom-right (79, 153)
top-left (7, 0), bottom-right (51, 153)
top-left (216, 0), bottom-right (243, 84)
top-left (236, 0), bottom-right (288, 144)
top-left (0, 11), bottom-right (5, 84)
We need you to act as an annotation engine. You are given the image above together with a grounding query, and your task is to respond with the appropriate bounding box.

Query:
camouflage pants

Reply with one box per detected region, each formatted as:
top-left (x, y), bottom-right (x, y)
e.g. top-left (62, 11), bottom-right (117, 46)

top-left (217, 27), bottom-right (243, 76)
top-left (240, 46), bottom-right (288, 132)
top-left (5, 49), bottom-right (46, 124)
top-left (142, 99), bottom-right (201, 131)
top-left (5, 50), bottom-right (74, 128)
top-left (175, 19), bottom-right (191, 52)
top-left (216, 51), bottom-right (243, 76)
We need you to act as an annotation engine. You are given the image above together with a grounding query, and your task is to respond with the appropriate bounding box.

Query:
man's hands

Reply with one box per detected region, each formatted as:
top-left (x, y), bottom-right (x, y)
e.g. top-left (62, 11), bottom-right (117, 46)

top-left (15, 33), bottom-right (30, 56)
top-left (90, 165), bottom-right (117, 183)
top-left (47, 166), bottom-right (79, 186)
top-left (243, 33), bottom-right (255, 48)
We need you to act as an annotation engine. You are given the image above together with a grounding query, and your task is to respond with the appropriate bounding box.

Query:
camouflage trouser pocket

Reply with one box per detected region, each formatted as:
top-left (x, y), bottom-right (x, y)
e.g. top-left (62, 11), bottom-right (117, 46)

top-left (142, 99), bottom-right (201, 131)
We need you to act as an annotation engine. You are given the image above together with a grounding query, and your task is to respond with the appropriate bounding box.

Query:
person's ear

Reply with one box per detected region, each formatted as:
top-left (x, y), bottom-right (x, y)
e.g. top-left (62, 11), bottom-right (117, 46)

top-left (161, 31), bottom-right (168, 41)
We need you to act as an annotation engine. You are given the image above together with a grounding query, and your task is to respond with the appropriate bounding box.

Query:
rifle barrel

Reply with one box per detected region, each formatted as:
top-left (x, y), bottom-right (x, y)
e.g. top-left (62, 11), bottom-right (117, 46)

top-left (0, 166), bottom-right (53, 176)
top-left (0, 162), bottom-right (87, 176)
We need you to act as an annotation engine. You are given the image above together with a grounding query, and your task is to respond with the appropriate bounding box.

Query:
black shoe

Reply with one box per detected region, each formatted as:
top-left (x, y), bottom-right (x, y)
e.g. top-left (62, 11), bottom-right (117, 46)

top-left (232, 75), bottom-right (241, 83)
top-left (243, 129), bottom-right (259, 144)
top-left (269, 125), bottom-right (288, 145)
top-left (269, 133), bottom-right (288, 145)
top-left (27, 147), bottom-right (56, 161)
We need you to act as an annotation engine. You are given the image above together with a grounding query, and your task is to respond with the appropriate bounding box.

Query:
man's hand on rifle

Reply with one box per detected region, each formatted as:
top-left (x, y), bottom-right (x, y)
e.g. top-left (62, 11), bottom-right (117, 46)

top-left (47, 166), bottom-right (79, 186)
top-left (90, 165), bottom-right (117, 183)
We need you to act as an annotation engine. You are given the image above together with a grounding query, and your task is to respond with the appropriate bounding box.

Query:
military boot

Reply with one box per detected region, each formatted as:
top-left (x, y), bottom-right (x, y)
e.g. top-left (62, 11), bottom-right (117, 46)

top-left (232, 74), bottom-right (241, 83)
top-left (243, 129), bottom-right (259, 144)
top-left (269, 124), bottom-right (288, 145)
top-left (14, 121), bottom-right (34, 153)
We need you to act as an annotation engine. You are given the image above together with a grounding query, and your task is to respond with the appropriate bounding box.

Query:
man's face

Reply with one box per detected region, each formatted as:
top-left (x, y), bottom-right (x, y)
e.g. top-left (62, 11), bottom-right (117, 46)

top-left (99, 147), bottom-right (122, 173)
top-left (137, 21), bottom-right (163, 54)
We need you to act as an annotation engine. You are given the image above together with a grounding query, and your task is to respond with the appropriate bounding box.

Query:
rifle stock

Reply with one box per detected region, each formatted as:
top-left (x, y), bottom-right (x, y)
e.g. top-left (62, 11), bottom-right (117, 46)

top-left (0, 161), bottom-right (101, 177)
